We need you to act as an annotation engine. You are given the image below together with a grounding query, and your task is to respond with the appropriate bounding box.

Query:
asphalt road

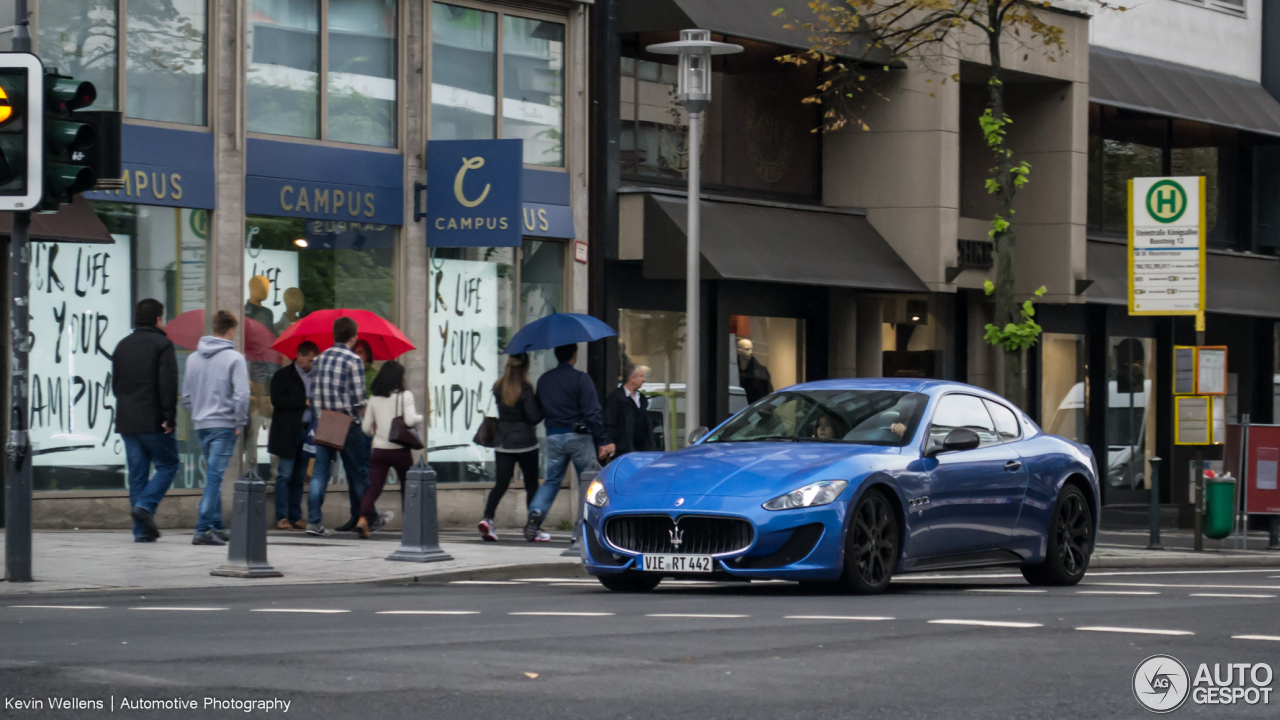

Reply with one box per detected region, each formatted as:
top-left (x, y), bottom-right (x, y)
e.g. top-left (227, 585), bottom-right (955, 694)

top-left (3, 568), bottom-right (1280, 719)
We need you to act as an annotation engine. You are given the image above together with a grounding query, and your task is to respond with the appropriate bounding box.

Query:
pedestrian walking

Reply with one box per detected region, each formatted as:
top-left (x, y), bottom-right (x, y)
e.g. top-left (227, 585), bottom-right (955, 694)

top-left (306, 316), bottom-right (370, 536)
top-left (112, 299), bottom-right (180, 543)
top-left (523, 343), bottom-right (614, 542)
top-left (268, 340), bottom-right (320, 530)
top-left (479, 353), bottom-right (544, 542)
top-left (358, 361), bottom-right (420, 538)
top-left (181, 310), bottom-right (250, 546)
top-left (603, 363), bottom-right (657, 458)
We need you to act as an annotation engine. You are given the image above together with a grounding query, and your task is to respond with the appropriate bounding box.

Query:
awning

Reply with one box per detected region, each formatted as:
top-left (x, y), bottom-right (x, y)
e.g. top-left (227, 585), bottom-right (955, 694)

top-left (1090, 46), bottom-right (1280, 138)
top-left (1086, 239), bottom-right (1280, 318)
top-left (619, 0), bottom-right (893, 63)
top-left (643, 194), bottom-right (927, 292)
top-left (0, 195), bottom-right (113, 244)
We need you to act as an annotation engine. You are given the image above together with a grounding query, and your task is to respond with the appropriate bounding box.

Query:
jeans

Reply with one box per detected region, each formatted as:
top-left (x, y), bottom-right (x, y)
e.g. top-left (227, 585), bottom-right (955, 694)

top-left (121, 433), bottom-right (180, 539)
top-left (274, 438), bottom-right (309, 523)
top-left (528, 434), bottom-right (596, 518)
top-left (308, 421), bottom-right (370, 526)
top-left (195, 428), bottom-right (237, 534)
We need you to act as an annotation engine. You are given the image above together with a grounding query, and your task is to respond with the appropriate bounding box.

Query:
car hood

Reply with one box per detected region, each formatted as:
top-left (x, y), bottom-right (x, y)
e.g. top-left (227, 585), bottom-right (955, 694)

top-left (609, 442), bottom-right (896, 498)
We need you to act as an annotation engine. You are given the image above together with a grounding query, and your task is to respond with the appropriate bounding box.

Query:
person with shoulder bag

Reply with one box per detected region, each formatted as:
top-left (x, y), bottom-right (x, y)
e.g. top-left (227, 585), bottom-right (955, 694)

top-left (478, 353), bottom-right (544, 542)
top-left (359, 360), bottom-right (421, 539)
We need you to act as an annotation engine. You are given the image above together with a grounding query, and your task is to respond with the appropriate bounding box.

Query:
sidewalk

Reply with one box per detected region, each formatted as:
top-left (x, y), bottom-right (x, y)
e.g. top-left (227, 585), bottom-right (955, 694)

top-left (0, 529), bottom-right (582, 595)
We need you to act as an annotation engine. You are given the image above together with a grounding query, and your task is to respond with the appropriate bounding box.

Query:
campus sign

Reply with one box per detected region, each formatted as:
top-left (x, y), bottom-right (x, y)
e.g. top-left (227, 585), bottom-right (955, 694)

top-left (427, 139), bottom-right (523, 247)
top-left (1128, 176), bottom-right (1205, 318)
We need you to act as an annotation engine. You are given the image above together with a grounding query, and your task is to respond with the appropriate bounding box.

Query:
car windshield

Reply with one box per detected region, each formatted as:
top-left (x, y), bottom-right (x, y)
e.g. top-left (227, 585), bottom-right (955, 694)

top-left (705, 390), bottom-right (928, 447)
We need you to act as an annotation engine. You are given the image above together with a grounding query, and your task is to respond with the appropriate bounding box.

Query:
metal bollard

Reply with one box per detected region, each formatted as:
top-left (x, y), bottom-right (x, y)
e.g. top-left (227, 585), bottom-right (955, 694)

top-left (562, 469), bottom-right (596, 558)
top-left (211, 470), bottom-right (282, 578)
top-left (387, 458), bottom-right (453, 563)
top-left (1147, 457), bottom-right (1162, 550)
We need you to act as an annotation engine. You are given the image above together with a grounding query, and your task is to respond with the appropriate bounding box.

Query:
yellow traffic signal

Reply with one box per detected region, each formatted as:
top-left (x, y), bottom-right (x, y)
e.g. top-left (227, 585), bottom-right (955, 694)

top-left (0, 83), bottom-right (14, 127)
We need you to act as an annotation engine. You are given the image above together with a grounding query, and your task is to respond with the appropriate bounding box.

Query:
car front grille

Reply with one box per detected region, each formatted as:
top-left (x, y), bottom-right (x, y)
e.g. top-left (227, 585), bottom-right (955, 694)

top-left (605, 515), bottom-right (754, 555)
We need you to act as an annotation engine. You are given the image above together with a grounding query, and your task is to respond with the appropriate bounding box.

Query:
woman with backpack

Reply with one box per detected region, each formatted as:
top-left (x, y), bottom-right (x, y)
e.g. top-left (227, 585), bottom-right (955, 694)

top-left (358, 360), bottom-right (421, 539)
top-left (479, 353), bottom-right (544, 541)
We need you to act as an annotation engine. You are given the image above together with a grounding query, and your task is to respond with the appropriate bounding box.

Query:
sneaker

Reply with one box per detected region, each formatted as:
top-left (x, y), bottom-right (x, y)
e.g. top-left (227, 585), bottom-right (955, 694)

top-left (335, 517), bottom-right (359, 533)
top-left (131, 507), bottom-right (160, 539)
top-left (306, 523), bottom-right (334, 537)
top-left (134, 536), bottom-right (156, 543)
top-left (523, 510), bottom-right (543, 542)
top-left (276, 519), bottom-right (293, 530)
top-left (532, 530), bottom-right (552, 543)
top-left (192, 531), bottom-right (225, 546)
top-left (371, 510), bottom-right (394, 533)
top-left (478, 518), bottom-right (498, 542)
top-left (210, 528), bottom-right (230, 542)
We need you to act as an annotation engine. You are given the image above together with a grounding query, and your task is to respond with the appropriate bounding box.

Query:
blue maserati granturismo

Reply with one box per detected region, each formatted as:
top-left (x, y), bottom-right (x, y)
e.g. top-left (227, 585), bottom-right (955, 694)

top-left (580, 378), bottom-right (1100, 594)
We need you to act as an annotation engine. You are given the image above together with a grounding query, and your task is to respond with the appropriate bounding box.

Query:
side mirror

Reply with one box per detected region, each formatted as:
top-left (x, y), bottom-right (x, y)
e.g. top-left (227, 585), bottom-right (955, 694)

top-left (940, 428), bottom-right (981, 453)
top-left (687, 426), bottom-right (710, 444)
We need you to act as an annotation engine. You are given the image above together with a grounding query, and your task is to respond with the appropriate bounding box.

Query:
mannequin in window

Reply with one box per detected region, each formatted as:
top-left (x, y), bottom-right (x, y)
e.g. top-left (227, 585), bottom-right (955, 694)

top-left (737, 338), bottom-right (773, 404)
top-left (276, 287), bottom-right (305, 334)
top-left (245, 275), bottom-right (276, 333)
top-left (244, 275), bottom-right (277, 480)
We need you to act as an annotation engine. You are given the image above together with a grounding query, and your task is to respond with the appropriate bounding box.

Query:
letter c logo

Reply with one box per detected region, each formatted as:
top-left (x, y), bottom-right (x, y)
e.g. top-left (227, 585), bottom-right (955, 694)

top-left (453, 157), bottom-right (491, 208)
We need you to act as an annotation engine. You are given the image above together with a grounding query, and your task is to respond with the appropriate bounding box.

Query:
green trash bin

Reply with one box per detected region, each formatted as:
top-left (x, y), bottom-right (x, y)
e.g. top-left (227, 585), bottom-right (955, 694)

top-left (1203, 474), bottom-right (1237, 540)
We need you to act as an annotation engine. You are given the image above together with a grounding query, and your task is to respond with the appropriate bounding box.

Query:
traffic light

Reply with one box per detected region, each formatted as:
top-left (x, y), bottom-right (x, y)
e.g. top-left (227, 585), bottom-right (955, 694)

top-left (41, 73), bottom-right (98, 209)
top-left (0, 53), bottom-right (45, 211)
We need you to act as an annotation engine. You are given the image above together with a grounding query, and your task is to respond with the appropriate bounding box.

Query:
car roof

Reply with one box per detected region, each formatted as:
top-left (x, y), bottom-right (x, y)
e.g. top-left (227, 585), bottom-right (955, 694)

top-left (786, 377), bottom-right (1008, 401)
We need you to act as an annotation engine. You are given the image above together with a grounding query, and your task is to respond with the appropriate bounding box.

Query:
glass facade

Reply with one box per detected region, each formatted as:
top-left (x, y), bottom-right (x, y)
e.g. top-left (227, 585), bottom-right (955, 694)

top-left (428, 240), bottom-right (565, 483)
top-left (327, 0), bottom-right (397, 147)
top-left (30, 202), bottom-right (212, 491)
top-left (247, 0), bottom-right (321, 139)
top-left (1106, 336), bottom-right (1156, 492)
top-left (431, 3), bottom-right (564, 166)
top-left (617, 309), bottom-right (686, 451)
top-left (38, 0), bottom-right (120, 112)
top-left (1040, 333), bottom-right (1088, 445)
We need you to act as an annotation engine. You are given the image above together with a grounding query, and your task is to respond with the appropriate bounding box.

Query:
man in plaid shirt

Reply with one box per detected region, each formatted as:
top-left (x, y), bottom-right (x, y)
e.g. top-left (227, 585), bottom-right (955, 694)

top-left (306, 316), bottom-right (370, 536)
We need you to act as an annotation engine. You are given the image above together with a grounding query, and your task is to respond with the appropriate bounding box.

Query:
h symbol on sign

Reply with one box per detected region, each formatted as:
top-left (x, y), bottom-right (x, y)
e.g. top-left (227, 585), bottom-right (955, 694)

top-left (1155, 187), bottom-right (1178, 215)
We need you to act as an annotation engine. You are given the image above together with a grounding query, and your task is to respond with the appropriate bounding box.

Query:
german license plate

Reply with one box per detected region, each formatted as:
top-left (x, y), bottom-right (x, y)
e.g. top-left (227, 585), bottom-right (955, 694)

top-left (639, 554), bottom-right (714, 573)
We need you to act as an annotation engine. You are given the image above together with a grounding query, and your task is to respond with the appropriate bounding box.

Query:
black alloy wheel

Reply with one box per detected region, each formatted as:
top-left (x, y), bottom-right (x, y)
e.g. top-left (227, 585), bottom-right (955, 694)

top-left (839, 489), bottom-right (898, 595)
top-left (1022, 485), bottom-right (1092, 586)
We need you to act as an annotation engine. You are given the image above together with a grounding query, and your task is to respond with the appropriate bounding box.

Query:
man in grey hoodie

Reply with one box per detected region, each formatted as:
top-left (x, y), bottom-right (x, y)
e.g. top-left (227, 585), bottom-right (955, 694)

top-left (182, 310), bottom-right (251, 546)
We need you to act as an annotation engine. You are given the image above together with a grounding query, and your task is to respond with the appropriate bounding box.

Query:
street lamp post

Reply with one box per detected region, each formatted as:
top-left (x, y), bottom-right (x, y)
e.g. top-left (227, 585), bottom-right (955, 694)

top-left (647, 30), bottom-right (740, 443)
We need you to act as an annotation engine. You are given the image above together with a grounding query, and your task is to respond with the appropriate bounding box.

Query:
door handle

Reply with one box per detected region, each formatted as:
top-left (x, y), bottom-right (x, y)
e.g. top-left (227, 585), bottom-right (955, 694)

top-left (1004, 460), bottom-right (1022, 471)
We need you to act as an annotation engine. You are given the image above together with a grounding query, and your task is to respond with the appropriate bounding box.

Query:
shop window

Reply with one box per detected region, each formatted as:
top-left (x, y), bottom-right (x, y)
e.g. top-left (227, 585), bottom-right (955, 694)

top-left (242, 216), bottom-right (397, 481)
top-left (431, 3), bottom-right (565, 167)
top-left (30, 202), bottom-right (212, 491)
top-left (248, 0), bottom-right (397, 147)
top-left (38, 0), bottom-right (209, 125)
top-left (618, 309), bottom-right (687, 451)
top-left (428, 241), bottom-right (566, 483)
top-left (619, 32), bottom-right (820, 197)
top-left (732, 315), bottom-right (804, 406)
top-left (1107, 337), bottom-right (1156, 492)
top-left (1040, 333), bottom-right (1087, 444)
top-left (881, 296), bottom-right (937, 378)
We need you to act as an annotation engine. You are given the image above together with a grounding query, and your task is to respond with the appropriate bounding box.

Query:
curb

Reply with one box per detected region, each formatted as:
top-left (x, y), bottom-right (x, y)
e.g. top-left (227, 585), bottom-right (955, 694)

top-left (375, 561), bottom-right (590, 585)
top-left (1092, 554), bottom-right (1280, 569)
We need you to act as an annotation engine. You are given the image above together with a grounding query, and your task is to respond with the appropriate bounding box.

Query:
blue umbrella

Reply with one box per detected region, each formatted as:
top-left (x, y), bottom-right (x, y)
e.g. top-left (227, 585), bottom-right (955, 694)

top-left (505, 312), bottom-right (617, 355)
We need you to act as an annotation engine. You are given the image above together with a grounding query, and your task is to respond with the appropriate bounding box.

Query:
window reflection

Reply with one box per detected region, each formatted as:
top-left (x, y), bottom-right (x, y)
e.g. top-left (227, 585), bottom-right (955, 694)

top-left (38, 0), bottom-right (118, 111)
top-left (618, 309), bottom-right (686, 450)
top-left (1041, 333), bottom-right (1087, 444)
top-left (247, 0), bottom-right (320, 139)
top-left (327, 0), bottom-right (397, 147)
top-left (126, 0), bottom-right (207, 125)
top-left (1107, 337), bottom-right (1155, 491)
top-left (431, 4), bottom-right (497, 141)
top-left (503, 16), bottom-right (564, 166)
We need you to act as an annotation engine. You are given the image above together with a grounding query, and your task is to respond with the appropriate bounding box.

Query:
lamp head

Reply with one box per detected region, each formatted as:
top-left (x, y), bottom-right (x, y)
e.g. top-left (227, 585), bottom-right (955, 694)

top-left (645, 29), bottom-right (743, 111)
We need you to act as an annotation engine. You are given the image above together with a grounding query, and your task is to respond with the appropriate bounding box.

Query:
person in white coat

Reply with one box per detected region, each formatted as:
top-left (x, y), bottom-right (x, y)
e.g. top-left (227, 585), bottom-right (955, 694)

top-left (358, 360), bottom-right (422, 538)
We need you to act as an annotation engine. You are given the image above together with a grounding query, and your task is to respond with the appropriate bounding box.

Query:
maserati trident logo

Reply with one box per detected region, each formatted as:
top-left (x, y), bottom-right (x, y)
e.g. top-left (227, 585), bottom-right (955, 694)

top-left (669, 526), bottom-right (684, 548)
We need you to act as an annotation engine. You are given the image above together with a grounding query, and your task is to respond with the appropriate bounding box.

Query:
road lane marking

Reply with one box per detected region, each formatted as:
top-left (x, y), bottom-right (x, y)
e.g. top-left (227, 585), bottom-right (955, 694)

top-left (375, 610), bottom-right (480, 615)
top-left (1076, 590), bottom-right (1160, 596)
top-left (1087, 582), bottom-right (1280, 590)
top-left (646, 613), bottom-right (749, 619)
top-left (1190, 593), bottom-right (1276, 599)
top-left (964, 589), bottom-right (1048, 594)
top-left (785, 615), bottom-right (895, 621)
top-left (128, 602), bottom-right (230, 607)
top-left (8, 605), bottom-right (107, 610)
top-left (250, 609), bottom-right (351, 614)
top-left (448, 581), bottom-right (527, 585)
top-left (898, 569), bottom-right (1280, 581)
top-left (518, 578), bottom-right (596, 583)
top-left (1076, 626), bottom-right (1193, 636)
top-left (1233, 635), bottom-right (1280, 642)
top-left (509, 611), bottom-right (615, 617)
top-left (929, 619), bottom-right (1043, 628)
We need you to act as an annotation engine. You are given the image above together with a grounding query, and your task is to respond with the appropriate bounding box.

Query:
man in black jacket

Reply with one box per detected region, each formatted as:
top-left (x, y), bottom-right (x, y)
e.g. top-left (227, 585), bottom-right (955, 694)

top-left (111, 299), bottom-right (179, 542)
top-left (268, 341), bottom-right (320, 530)
top-left (603, 363), bottom-right (656, 457)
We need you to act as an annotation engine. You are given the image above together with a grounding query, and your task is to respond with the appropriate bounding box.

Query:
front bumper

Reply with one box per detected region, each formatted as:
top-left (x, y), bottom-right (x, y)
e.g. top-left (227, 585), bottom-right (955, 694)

top-left (581, 493), bottom-right (849, 581)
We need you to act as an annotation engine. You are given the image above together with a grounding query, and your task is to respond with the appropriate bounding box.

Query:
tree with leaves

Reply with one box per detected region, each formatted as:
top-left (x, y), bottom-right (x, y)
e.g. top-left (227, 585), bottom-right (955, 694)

top-left (776, 1), bottom-right (1116, 409)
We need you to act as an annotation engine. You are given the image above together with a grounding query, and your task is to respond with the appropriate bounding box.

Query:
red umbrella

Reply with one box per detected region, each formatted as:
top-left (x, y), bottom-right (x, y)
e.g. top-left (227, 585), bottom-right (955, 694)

top-left (163, 310), bottom-right (286, 364)
top-left (271, 309), bottom-right (415, 361)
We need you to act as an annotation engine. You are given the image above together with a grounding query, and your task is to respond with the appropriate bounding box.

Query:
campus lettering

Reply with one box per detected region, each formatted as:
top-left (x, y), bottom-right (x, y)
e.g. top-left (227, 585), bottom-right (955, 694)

top-left (279, 185), bottom-right (377, 218)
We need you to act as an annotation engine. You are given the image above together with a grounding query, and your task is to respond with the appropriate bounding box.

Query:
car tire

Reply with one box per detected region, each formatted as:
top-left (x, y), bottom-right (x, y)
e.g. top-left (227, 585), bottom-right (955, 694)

top-left (1022, 485), bottom-right (1093, 586)
top-left (597, 572), bottom-right (662, 593)
top-left (836, 488), bottom-right (899, 595)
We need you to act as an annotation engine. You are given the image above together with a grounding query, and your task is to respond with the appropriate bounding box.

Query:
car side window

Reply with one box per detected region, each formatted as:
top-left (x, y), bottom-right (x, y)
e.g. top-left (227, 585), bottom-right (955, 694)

top-left (983, 400), bottom-right (1021, 443)
top-left (928, 394), bottom-right (1000, 449)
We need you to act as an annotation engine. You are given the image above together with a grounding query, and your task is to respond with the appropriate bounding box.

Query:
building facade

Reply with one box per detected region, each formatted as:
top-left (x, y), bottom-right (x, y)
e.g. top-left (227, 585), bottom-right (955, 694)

top-left (1, 0), bottom-right (592, 529)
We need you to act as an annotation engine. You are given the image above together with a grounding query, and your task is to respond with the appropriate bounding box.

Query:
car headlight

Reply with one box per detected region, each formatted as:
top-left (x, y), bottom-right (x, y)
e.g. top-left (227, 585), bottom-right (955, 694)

top-left (585, 479), bottom-right (609, 508)
top-left (762, 480), bottom-right (848, 511)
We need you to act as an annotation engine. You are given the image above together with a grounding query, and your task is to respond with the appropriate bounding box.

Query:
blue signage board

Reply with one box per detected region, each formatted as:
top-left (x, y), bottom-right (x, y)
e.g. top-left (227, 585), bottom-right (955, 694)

top-left (245, 139), bottom-right (404, 226)
top-left (84, 125), bottom-right (215, 209)
top-left (427, 139), bottom-right (523, 247)
top-left (521, 168), bottom-right (575, 239)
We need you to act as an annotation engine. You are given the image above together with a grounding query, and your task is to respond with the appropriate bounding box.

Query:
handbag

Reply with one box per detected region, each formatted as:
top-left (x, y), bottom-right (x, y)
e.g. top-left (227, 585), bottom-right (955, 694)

top-left (473, 415), bottom-right (498, 448)
top-left (314, 409), bottom-right (353, 450)
top-left (389, 392), bottom-right (424, 450)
